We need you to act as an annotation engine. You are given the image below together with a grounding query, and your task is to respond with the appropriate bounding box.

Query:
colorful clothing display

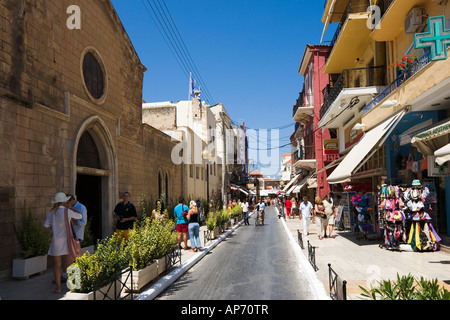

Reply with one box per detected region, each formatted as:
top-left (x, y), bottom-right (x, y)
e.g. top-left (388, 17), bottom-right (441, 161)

top-left (378, 184), bottom-right (441, 252)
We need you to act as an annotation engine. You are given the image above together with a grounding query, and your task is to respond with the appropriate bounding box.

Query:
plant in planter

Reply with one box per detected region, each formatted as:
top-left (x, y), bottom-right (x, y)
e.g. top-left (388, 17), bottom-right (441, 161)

top-left (67, 235), bottom-right (128, 294)
top-left (359, 273), bottom-right (450, 300)
top-left (125, 216), bottom-right (177, 290)
top-left (206, 211), bottom-right (217, 231)
top-left (13, 203), bottom-right (51, 279)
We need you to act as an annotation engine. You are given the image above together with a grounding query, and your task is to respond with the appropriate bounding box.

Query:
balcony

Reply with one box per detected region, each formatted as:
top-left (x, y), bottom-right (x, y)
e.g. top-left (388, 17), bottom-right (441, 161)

top-left (363, 50), bottom-right (432, 114)
top-left (371, 0), bottom-right (425, 42)
top-left (292, 146), bottom-right (317, 171)
top-left (324, 0), bottom-right (372, 74)
top-left (319, 66), bottom-right (386, 128)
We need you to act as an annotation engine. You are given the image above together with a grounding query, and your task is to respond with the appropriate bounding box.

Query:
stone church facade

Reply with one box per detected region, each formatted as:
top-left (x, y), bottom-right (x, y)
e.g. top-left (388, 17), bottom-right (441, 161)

top-left (0, 0), bottom-right (182, 279)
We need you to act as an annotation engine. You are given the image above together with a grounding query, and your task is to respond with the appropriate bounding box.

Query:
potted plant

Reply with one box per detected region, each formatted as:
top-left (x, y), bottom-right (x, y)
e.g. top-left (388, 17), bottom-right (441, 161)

top-left (13, 203), bottom-right (51, 279)
top-left (66, 235), bottom-right (129, 300)
top-left (124, 216), bottom-right (176, 291)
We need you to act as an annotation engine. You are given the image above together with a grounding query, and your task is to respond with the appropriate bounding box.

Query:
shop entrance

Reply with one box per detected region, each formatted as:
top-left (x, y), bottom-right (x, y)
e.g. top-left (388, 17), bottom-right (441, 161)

top-left (76, 174), bottom-right (103, 242)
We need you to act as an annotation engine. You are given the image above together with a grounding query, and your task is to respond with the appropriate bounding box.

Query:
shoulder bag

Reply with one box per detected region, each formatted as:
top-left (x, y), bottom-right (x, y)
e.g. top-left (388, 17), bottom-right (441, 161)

top-left (64, 208), bottom-right (82, 264)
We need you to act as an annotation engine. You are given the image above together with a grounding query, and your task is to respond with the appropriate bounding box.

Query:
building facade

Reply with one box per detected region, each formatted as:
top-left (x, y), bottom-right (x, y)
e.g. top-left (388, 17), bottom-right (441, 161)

top-left (0, 0), bottom-right (183, 279)
top-left (320, 0), bottom-right (450, 237)
top-left (291, 44), bottom-right (331, 199)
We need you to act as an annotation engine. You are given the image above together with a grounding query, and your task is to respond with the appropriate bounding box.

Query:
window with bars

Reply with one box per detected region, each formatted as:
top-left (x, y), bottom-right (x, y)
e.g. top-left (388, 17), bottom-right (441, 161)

top-left (77, 131), bottom-right (101, 169)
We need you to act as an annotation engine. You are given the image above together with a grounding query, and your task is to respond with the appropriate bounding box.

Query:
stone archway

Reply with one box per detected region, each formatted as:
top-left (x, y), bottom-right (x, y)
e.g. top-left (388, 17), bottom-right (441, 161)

top-left (71, 116), bottom-right (117, 239)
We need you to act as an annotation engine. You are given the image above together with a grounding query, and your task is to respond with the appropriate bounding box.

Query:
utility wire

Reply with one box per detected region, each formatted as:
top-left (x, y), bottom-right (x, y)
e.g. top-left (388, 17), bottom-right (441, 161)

top-left (158, 0), bottom-right (216, 105)
top-left (141, 0), bottom-right (216, 105)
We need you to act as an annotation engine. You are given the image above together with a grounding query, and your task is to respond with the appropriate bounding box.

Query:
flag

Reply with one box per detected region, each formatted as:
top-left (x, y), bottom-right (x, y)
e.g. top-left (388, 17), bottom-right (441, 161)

top-left (189, 72), bottom-right (195, 100)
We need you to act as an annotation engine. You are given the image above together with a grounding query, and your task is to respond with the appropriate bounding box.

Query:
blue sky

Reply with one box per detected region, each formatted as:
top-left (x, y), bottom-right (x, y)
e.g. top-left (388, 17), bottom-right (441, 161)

top-left (110, 0), bottom-right (335, 176)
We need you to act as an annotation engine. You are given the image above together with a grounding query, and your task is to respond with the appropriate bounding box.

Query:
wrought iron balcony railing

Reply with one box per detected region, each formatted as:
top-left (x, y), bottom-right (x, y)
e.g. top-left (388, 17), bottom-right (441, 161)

top-left (363, 50), bottom-right (431, 115)
top-left (320, 65), bottom-right (386, 119)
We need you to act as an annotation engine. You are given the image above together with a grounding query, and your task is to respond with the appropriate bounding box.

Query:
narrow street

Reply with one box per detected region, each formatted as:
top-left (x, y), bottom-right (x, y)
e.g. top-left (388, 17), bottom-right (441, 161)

top-left (156, 206), bottom-right (315, 300)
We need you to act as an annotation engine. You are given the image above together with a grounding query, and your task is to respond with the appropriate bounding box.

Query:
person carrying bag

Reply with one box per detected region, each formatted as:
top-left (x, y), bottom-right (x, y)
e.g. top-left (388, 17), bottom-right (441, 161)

top-left (64, 207), bottom-right (82, 264)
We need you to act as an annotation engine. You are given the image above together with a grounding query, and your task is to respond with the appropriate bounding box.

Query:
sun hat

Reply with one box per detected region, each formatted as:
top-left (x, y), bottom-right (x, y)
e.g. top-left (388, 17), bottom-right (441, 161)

top-left (189, 200), bottom-right (197, 206)
top-left (412, 179), bottom-right (421, 187)
top-left (51, 192), bottom-right (70, 203)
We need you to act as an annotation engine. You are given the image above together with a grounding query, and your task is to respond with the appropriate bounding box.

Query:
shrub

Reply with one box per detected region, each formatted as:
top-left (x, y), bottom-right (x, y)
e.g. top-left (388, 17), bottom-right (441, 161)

top-left (14, 203), bottom-right (51, 258)
top-left (206, 212), bottom-right (217, 231)
top-left (359, 273), bottom-right (450, 300)
top-left (69, 235), bottom-right (128, 293)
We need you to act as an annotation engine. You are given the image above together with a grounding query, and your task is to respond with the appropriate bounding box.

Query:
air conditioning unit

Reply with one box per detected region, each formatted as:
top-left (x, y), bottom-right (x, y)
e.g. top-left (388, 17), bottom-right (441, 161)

top-left (404, 7), bottom-right (425, 34)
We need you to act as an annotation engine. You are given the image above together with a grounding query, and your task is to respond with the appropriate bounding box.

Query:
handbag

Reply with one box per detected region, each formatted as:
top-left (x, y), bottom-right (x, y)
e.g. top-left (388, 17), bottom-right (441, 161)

top-left (64, 208), bottom-right (82, 264)
top-left (406, 153), bottom-right (414, 170)
top-left (420, 157), bottom-right (427, 170)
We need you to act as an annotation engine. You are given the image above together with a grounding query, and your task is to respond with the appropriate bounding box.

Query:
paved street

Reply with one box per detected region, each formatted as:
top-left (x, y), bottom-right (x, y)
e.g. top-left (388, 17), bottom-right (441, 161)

top-left (156, 206), bottom-right (316, 300)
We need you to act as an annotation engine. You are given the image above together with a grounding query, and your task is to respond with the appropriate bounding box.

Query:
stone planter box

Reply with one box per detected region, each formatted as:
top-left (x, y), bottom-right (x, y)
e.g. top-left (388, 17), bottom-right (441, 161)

top-left (12, 255), bottom-right (47, 279)
top-left (156, 256), bottom-right (167, 275)
top-left (65, 280), bottom-right (122, 300)
top-left (123, 261), bottom-right (158, 292)
top-left (213, 227), bottom-right (220, 238)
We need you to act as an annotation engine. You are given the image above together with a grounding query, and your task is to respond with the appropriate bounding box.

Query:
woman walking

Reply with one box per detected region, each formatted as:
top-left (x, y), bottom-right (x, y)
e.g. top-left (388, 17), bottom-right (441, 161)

top-left (44, 192), bottom-right (82, 293)
top-left (187, 200), bottom-right (202, 252)
top-left (314, 196), bottom-right (327, 240)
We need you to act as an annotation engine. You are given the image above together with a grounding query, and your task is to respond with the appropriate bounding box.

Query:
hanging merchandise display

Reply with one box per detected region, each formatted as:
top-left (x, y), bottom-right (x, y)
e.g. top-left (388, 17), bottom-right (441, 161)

top-left (378, 180), bottom-right (441, 252)
top-left (379, 185), bottom-right (406, 250)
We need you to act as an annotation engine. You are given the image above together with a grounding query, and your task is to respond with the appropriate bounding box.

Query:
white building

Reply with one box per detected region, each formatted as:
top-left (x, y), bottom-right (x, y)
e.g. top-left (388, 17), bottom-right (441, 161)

top-left (142, 93), bottom-right (220, 202)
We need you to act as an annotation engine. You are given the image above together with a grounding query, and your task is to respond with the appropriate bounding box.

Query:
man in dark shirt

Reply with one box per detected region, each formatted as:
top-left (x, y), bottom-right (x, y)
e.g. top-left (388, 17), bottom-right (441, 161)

top-left (113, 191), bottom-right (137, 243)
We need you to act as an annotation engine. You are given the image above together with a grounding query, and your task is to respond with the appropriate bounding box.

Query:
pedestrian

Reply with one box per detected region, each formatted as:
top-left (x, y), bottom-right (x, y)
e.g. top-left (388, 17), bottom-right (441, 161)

top-left (314, 196), bottom-right (327, 240)
top-left (66, 195), bottom-right (87, 243)
top-left (299, 196), bottom-right (314, 235)
top-left (113, 191), bottom-right (137, 244)
top-left (323, 193), bottom-right (335, 238)
top-left (152, 199), bottom-right (164, 222)
top-left (196, 199), bottom-right (203, 225)
top-left (187, 201), bottom-right (202, 252)
top-left (44, 192), bottom-right (82, 294)
top-left (291, 197), bottom-right (298, 219)
top-left (174, 196), bottom-right (190, 249)
top-left (284, 197), bottom-right (292, 218)
top-left (240, 198), bottom-right (250, 225)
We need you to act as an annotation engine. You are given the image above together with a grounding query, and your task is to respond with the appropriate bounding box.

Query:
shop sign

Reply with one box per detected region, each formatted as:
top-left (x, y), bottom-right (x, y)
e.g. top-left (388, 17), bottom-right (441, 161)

top-left (323, 139), bottom-right (339, 155)
top-left (415, 122), bottom-right (450, 140)
top-left (427, 155), bottom-right (450, 176)
top-left (414, 16), bottom-right (450, 61)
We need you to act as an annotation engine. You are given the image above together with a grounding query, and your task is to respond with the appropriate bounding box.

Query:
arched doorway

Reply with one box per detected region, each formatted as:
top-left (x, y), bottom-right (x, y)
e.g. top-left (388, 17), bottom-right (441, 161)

top-left (72, 116), bottom-right (117, 241)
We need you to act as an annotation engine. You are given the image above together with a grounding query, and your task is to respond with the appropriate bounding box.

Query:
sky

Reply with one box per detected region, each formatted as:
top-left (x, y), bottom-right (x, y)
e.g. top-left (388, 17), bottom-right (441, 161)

top-left (110, 0), bottom-right (336, 176)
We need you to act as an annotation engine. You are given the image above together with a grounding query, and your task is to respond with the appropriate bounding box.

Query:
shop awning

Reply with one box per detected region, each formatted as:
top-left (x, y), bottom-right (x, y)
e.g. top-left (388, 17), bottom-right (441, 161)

top-left (411, 118), bottom-right (450, 156)
top-left (327, 111), bottom-right (405, 184)
top-left (435, 143), bottom-right (450, 166)
top-left (281, 174), bottom-right (301, 193)
top-left (307, 174), bottom-right (317, 189)
top-left (287, 176), bottom-right (309, 194)
top-left (231, 184), bottom-right (249, 195)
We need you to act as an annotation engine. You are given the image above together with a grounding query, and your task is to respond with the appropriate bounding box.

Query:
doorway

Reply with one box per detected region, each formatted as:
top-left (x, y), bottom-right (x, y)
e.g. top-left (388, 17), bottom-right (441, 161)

top-left (76, 174), bottom-right (103, 242)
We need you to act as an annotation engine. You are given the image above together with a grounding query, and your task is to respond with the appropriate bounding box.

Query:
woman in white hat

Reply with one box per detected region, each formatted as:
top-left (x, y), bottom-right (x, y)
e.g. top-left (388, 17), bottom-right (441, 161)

top-left (44, 192), bottom-right (82, 293)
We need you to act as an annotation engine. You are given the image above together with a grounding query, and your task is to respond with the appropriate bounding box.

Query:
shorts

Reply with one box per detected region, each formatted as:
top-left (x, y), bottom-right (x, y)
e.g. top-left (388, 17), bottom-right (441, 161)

top-left (328, 215), bottom-right (335, 225)
top-left (114, 228), bottom-right (134, 242)
top-left (176, 223), bottom-right (188, 233)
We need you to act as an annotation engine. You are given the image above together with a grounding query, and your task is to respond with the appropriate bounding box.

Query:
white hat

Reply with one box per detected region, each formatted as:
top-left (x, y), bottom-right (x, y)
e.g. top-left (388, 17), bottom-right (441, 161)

top-left (189, 200), bottom-right (197, 206)
top-left (51, 192), bottom-right (70, 204)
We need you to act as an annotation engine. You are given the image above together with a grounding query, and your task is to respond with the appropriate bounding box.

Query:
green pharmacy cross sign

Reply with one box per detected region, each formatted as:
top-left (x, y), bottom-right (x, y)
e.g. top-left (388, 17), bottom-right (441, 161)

top-left (415, 16), bottom-right (450, 61)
